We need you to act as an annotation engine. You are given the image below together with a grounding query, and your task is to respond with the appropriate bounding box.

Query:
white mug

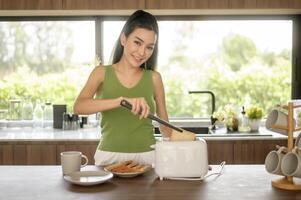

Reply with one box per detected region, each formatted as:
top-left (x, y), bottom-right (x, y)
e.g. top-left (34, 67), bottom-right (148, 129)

top-left (265, 146), bottom-right (287, 175)
top-left (265, 109), bottom-right (293, 135)
top-left (281, 147), bottom-right (301, 178)
top-left (281, 133), bottom-right (301, 178)
top-left (60, 151), bottom-right (88, 175)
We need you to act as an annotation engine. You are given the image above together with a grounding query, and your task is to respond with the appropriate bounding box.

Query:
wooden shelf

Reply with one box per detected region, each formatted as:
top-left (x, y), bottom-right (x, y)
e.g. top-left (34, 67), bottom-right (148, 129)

top-left (271, 101), bottom-right (301, 191)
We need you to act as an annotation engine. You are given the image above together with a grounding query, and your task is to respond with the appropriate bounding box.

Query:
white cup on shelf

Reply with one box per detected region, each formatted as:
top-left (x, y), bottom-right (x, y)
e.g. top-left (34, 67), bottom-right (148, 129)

top-left (265, 109), bottom-right (295, 135)
top-left (281, 147), bottom-right (301, 178)
top-left (281, 133), bottom-right (301, 178)
top-left (265, 146), bottom-right (287, 176)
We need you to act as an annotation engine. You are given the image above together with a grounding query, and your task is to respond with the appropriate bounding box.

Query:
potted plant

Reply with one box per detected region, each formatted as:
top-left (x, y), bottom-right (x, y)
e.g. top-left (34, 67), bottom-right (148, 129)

top-left (213, 104), bottom-right (239, 132)
top-left (246, 105), bottom-right (263, 132)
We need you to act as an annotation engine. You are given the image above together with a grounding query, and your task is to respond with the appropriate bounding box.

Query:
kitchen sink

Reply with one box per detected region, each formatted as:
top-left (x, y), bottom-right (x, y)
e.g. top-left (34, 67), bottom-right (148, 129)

top-left (154, 127), bottom-right (273, 137)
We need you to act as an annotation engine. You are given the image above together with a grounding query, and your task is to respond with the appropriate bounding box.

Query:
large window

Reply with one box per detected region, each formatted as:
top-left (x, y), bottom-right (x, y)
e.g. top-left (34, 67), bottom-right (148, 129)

top-left (0, 20), bottom-right (95, 112)
top-left (0, 17), bottom-right (293, 120)
top-left (103, 19), bottom-right (292, 118)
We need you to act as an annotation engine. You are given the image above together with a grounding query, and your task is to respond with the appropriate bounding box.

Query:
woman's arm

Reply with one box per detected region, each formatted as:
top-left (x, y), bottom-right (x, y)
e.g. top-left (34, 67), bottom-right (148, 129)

top-left (73, 66), bottom-right (121, 115)
top-left (152, 71), bottom-right (172, 137)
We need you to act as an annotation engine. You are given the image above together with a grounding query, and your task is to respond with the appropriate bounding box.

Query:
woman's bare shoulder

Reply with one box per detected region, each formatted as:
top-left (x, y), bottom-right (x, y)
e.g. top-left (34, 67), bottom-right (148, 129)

top-left (92, 65), bottom-right (107, 76)
top-left (94, 64), bottom-right (106, 73)
top-left (151, 70), bottom-right (162, 82)
top-left (90, 65), bottom-right (107, 80)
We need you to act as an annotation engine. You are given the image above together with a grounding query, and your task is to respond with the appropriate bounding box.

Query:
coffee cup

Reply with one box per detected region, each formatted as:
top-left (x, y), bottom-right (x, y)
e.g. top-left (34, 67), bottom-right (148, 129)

top-left (265, 146), bottom-right (287, 175)
top-left (281, 147), bottom-right (301, 178)
top-left (280, 133), bottom-right (301, 177)
top-left (60, 151), bottom-right (88, 175)
top-left (265, 109), bottom-right (295, 135)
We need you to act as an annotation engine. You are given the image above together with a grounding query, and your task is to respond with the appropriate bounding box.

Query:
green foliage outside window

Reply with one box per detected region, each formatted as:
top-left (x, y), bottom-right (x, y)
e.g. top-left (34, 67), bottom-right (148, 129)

top-left (0, 21), bottom-right (291, 120)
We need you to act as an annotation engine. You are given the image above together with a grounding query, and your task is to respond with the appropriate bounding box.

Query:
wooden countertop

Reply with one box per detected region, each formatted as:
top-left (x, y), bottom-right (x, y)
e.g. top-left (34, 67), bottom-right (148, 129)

top-left (1, 165), bottom-right (301, 200)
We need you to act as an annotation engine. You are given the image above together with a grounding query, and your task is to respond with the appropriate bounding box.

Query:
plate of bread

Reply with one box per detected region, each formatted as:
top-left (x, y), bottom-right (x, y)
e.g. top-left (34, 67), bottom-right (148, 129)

top-left (104, 160), bottom-right (152, 178)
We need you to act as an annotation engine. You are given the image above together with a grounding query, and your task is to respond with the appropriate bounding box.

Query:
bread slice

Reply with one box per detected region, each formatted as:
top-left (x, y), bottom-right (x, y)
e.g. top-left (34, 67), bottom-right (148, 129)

top-left (106, 160), bottom-right (149, 173)
top-left (170, 129), bottom-right (196, 141)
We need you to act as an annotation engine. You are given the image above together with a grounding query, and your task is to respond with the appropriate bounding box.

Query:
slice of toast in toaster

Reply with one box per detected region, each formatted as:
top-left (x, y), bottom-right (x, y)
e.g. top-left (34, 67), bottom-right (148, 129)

top-left (170, 129), bottom-right (196, 141)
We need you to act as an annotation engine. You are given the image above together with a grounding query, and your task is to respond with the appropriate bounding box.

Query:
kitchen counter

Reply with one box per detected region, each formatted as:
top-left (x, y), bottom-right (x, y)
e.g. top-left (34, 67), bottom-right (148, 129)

top-left (0, 127), bottom-right (291, 165)
top-left (0, 126), bottom-right (289, 141)
top-left (1, 165), bottom-right (301, 200)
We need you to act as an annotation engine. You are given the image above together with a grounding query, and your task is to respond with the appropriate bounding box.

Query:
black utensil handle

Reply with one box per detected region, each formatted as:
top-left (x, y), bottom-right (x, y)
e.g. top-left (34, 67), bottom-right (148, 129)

top-left (120, 99), bottom-right (133, 110)
top-left (120, 99), bottom-right (183, 132)
top-left (147, 114), bottom-right (183, 132)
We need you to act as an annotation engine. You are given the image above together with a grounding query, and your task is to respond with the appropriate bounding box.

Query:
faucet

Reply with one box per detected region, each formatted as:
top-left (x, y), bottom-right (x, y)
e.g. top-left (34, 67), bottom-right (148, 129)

top-left (188, 90), bottom-right (217, 129)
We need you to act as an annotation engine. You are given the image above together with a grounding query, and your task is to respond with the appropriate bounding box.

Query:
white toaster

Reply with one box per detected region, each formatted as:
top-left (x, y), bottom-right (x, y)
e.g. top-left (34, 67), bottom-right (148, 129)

top-left (153, 138), bottom-right (208, 180)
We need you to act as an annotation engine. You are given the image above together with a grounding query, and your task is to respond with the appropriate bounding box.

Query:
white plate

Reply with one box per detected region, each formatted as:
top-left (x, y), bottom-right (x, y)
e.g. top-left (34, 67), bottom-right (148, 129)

top-left (104, 164), bottom-right (152, 178)
top-left (63, 170), bottom-right (113, 186)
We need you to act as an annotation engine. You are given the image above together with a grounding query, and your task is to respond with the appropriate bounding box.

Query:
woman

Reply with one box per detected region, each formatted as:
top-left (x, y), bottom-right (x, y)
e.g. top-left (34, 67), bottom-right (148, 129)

top-left (73, 10), bottom-right (171, 166)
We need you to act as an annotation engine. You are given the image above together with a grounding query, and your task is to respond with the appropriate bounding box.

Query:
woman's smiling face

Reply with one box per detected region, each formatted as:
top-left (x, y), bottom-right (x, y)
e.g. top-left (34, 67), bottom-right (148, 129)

top-left (121, 28), bottom-right (157, 68)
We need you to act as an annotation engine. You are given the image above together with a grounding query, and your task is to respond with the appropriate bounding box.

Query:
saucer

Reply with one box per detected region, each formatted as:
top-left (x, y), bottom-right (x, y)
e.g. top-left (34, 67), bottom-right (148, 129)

top-left (63, 170), bottom-right (113, 186)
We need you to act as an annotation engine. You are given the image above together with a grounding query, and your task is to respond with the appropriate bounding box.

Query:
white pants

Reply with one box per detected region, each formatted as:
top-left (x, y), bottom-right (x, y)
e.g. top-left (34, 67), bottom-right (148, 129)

top-left (94, 150), bottom-right (155, 166)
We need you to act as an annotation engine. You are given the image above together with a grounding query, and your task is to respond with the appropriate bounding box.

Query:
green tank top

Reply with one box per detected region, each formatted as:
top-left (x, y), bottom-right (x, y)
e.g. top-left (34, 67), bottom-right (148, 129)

top-left (97, 66), bottom-right (156, 153)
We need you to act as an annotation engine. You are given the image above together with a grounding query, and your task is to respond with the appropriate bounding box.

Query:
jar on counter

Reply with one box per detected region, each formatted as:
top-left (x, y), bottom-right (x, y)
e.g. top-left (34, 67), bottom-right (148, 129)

top-left (22, 97), bottom-right (33, 121)
top-left (43, 101), bottom-right (53, 128)
top-left (71, 114), bottom-right (79, 130)
top-left (33, 99), bottom-right (44, 128)
top-left (63, 112), bottom-right (71, 130)
top-left (9, 99), bottom-right (22, 120)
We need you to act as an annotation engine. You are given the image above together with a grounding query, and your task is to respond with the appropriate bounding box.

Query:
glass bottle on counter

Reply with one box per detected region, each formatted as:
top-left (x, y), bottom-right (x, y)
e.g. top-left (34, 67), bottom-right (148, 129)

top-left (71, 114), bottom-right (79, 130)
top-left (238, 106), bottom-right (251, 133)
top-left (22, 97), bottom-right (34, 128)
top-left (22, 97), bottom-right (33, 120)
top-left (33, 99), bottom-right (44, 129)
top-left (43, 101), bottom-right (53, 128)
top-left (63, 112), bottom-right (71, 130)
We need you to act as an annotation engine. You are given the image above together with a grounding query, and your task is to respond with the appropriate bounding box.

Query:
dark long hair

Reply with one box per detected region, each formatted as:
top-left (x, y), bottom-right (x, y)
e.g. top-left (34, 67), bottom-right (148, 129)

top-left (111, 10), bottom-right (159, 71)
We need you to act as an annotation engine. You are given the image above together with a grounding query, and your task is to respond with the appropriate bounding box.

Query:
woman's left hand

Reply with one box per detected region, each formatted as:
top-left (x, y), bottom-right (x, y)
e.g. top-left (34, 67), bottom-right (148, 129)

top-left (123, 97), bottom-right (150, 119)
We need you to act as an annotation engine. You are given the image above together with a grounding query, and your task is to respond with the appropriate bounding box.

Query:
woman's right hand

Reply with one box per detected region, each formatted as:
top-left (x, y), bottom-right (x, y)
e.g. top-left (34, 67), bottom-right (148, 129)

top-left (121, 97), bottom-right (150, 119)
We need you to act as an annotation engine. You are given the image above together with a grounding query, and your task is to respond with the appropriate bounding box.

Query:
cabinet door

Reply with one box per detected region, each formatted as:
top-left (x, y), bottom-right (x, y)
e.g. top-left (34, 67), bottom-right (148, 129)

top-left (13, 145), bottom-right (27, 165)
top-left (27, 144), bottom-right (57, 165)
top-left (206, 141), bottom-right (234, 164)
top-left (0, 144), bottom-right (13, 165)
top-left (234, 140), bottom-right (256, 164)
top-left (234, 140), bottom-right (287, 164)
